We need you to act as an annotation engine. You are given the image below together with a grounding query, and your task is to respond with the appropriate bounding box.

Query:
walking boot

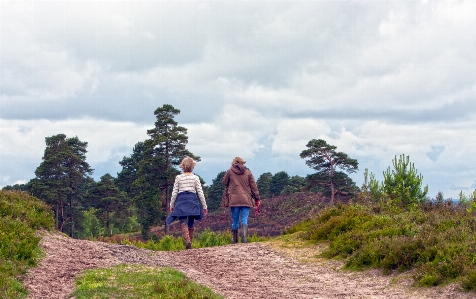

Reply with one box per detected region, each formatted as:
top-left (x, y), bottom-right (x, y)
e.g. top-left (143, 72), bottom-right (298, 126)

top-left (241, 224), bottom-right (248, 243)
top-left (181, 223), bottom-right (191, 249)
top-left (188, 227), bottom-right (194, 244)
top-left (232, 229), bottom-right (238, 244)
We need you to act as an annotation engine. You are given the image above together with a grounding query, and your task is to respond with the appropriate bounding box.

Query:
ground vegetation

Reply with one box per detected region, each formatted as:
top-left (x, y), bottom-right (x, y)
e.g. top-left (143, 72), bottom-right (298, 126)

top-left (0, 190), bottom-right (53, 298)
top-left (285, 198), bottom-right (476, 291)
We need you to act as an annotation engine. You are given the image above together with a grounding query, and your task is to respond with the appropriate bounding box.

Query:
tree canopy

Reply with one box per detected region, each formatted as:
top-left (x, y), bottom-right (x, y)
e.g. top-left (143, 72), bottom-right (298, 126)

top-left (115, 104), bottom-right (200, 238)
top-left (300, 139), bottom-right (358, 204)
top-left (382, 154), bottom-right (428, 206)
top-left (269, 171), bottom-right (290, 197)
top-left (206, 171), bottom-right (226, 212)
top-left (256, 172), bottom-right (273, 198)
top-left (29, 134), bottom-right (93, 236)
top-left (145, 104), bottom-right (200, 235)
top-left (86, 173), bottom-right (131, 235)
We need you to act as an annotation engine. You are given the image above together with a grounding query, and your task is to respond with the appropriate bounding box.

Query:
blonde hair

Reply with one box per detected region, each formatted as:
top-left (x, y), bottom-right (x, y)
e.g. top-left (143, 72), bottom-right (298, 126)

top-left (179, 156), bottom-right (196, 172)
top-left (231, 156), bottom-right (246, 165)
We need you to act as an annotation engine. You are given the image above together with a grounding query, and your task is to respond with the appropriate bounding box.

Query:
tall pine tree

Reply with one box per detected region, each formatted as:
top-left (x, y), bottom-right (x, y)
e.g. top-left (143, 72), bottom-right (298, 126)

top-left (117, 104), bottom-right (200, 238)
top-left (146, 104), bottom-right (200, 235)
top-left (30, 134), bottom-right (93, 236)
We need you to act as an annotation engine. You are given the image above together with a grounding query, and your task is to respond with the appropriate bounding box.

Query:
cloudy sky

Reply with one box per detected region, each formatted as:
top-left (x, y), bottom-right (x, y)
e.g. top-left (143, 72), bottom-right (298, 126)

top-left (1, 0), bottom-right (475, 199)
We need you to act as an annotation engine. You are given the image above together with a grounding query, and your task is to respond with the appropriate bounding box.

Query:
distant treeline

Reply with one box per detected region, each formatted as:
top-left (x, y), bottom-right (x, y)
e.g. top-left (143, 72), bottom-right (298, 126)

top-left (2, 104), bottom-right (369, 240)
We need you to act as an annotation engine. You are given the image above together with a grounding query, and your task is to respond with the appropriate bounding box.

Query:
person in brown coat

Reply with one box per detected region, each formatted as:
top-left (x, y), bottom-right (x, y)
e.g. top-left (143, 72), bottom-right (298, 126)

top-left (222, 156), bottom-right (261, 243)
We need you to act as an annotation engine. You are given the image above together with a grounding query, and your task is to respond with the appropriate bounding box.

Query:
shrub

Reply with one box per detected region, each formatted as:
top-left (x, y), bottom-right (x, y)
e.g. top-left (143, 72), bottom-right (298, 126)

top-left (462, 271), bottom-right (476, 291)
top-left (117, 228), bottom-right (267, 252)
top-left (197, 229), bottom-right (231, 248)
top-left (285, 201), bottom-right (476, 291)
top-left (419, 272), bottom-right (442, 287)
top-left (381, 154), bottom-right (428, 207)
top-left (309, 205), bottom-right (372, 242)
top-left (0, 190), bottom-right (54, 298)
top-left (361, 155), bottom-right (428, 207)
top-left (121, 235), bottom-right (186, 251)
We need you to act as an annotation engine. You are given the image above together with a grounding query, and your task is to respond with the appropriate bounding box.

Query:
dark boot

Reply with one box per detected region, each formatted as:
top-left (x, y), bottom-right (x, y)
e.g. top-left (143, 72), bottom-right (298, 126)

top-left (241, 224), bottom-right (248, 243)
top-left (232, 229), bottom-right (238, 244)
top-left (181, 223), bottom-right (191, 249)
top-left (188, 228), bottom-right (194, 244)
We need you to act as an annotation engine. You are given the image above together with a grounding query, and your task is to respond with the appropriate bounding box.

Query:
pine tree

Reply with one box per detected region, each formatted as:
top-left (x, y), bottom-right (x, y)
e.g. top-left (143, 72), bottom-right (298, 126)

top-left (30, 134), bottom-right (93, 236)
top-left (269, 171), bottom-right (290, 197)
top-left (86, 173), bottom-right (131, 235)
top-left (300, 139), bottom-right (358, 205)
top-left (257, 172), bottom-right (273, 198)
top-left (206, 171), bottom-right (226, 212)
top-left (382, 154), bottom-right (428, 207)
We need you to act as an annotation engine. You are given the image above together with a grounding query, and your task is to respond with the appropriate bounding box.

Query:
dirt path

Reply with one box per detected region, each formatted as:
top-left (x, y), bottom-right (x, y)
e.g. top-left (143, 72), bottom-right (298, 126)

top-left (24, 231), bottom-right (473, 299)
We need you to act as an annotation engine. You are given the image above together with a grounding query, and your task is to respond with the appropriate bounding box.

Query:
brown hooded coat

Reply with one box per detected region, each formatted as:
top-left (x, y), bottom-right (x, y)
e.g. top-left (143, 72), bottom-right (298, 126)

top-left (222, 163), bottom-right (261, 207)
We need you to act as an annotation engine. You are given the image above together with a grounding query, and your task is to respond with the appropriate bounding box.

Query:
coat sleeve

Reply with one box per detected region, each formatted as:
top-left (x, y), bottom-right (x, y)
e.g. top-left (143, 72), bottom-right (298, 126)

top-left (248, 172), bottom-right (261, 202)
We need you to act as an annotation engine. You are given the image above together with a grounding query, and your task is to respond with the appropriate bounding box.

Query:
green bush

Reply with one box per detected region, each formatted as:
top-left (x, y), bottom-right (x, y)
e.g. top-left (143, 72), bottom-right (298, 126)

top-left (0, 190), bottom-right (54, 299)
top-left (283, 217), bottom-right (316, 237)
top-left (0, 190), bottom-right (54, 230)
top-left (286, 201), bottom-right (476, 291)
top-left (121, 235), bottom-right (186, 251)
top-left (197, 229), bottom-right (232, 247)
top-left (119, 228), bottom-right (267, 251)
top-left (418, 272), bottom-right (442, 286)
top-left (462, 271), bottom-right (476, 291)
top-left (308, 205), bottom-right (372, 242)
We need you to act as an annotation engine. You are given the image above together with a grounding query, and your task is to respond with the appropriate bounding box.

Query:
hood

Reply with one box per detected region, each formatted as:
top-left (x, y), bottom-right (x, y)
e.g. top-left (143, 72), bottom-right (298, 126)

top-left (230, 163), bottom-right (247, 175)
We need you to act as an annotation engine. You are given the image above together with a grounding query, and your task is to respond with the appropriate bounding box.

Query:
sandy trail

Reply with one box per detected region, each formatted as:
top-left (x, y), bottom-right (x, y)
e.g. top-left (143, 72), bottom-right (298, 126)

top-left (23, 231), bottom-right (473, 299)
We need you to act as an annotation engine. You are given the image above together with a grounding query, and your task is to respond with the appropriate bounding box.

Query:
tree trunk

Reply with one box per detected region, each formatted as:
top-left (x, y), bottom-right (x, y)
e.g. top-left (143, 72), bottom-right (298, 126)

top-left (55, 203), bottom-right (59, 230)
top-left (165, 183), bottom-right (170, 235)
top-left (69, 188), bottom-right (73, 237)
top-left (60, 198), bottom-right (65, 233)
top-left (330, 158), bottom-right (335, 205)
top-left (106, 208), bottom-right (110, 235)
top-left (330, 181), bottom-right (335, 205)
top-left (164, 136), bottom-right (170, 235)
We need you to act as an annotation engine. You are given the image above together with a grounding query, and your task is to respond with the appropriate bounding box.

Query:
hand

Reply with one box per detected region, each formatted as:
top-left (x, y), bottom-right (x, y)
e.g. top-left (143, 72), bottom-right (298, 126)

top-left (255, 201), bottom-right (261, 216)
top-left (204, 209), bottom-right (208, 216)
top-left (170, 208), bottom-right (173, 212)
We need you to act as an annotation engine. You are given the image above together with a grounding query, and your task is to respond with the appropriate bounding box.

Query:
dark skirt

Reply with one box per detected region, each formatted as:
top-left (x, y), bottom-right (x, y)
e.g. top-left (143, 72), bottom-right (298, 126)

top-left (166, 191), bottom-right (204, 225)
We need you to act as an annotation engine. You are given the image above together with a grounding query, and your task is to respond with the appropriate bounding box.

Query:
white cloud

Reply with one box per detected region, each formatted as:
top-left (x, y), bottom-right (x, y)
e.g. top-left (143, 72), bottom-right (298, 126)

top-left (0, 2), bottom-right (104, 100)
top-left (0, 118), bottom-right (149, 185)
top-left (264, 117), bottom-right (476, 198)
top-left (1, 0), bottom-right (476, 199)
top-left (186, 104), bottom-right (274, 161)
top-left (272, 119), bottom-right (331, 155)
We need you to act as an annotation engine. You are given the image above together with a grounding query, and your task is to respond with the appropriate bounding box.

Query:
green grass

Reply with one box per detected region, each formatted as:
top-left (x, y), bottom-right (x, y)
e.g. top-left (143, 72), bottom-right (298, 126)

top-left (71, 264), bottom-right (224, 299)
top-left (0, 190), bottom-right (54, 299)
top-left (285, 201), bottom-right (476, 291)
top-left (117, 228), bottom-right (268, 251)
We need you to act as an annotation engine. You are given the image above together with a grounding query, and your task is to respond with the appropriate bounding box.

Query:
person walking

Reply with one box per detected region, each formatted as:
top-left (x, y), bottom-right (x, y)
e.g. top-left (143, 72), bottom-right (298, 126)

top-left (222, 156), bottom-right (261, 243)
top-left (166, 156), bottom-right (207, 249)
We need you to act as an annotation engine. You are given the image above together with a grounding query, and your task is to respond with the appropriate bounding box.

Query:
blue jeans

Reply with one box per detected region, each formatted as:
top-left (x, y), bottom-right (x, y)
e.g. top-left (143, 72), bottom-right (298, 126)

top-left (230, 207), bottom-right (251, 230)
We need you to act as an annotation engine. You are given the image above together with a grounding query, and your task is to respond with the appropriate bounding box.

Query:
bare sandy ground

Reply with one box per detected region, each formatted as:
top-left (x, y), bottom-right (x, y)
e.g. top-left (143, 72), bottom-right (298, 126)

top-left (23, 231), bottom-right (474, 299)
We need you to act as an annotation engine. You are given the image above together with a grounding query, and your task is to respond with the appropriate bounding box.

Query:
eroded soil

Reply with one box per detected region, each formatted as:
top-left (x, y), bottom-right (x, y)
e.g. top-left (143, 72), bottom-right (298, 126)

top-left (23, 231), bottom-right (474, 299)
